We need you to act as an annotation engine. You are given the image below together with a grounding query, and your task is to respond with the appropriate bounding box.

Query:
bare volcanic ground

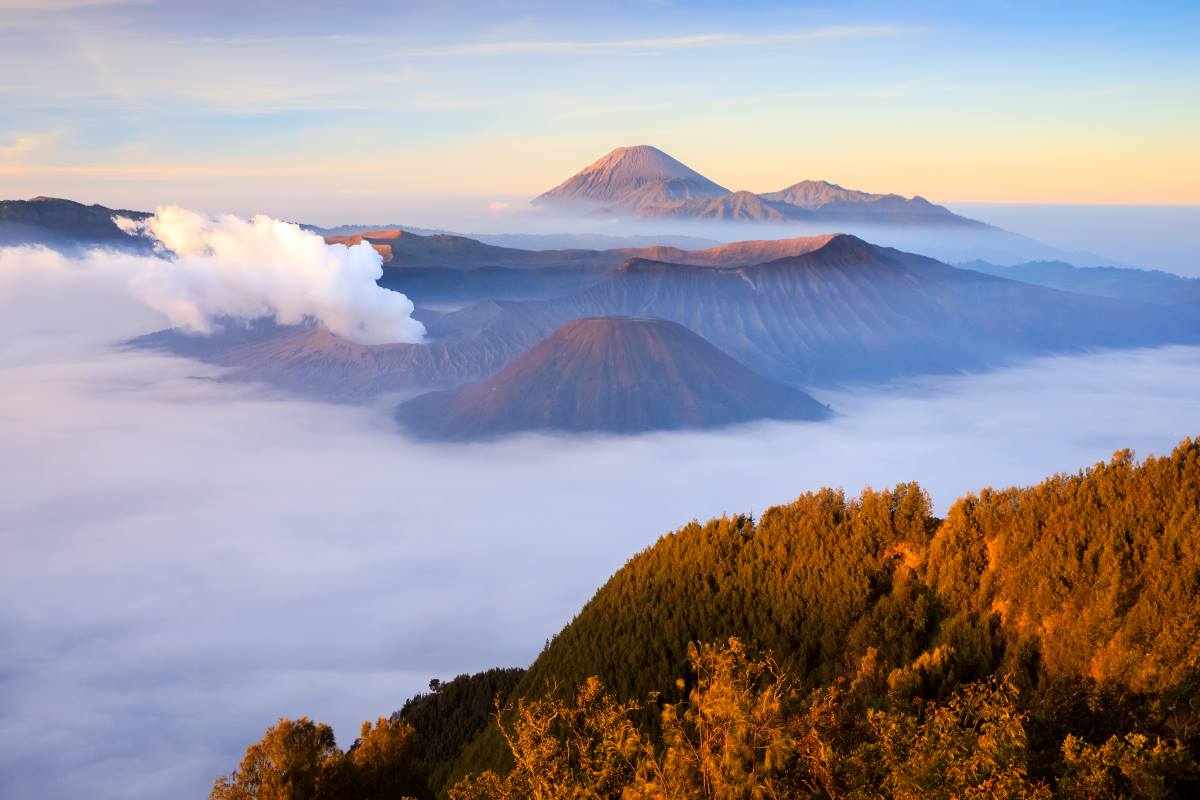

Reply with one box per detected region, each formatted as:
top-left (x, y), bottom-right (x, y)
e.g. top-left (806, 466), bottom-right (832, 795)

top-left (130, 233), bottom-right (1200, 403)
top-left (396, 317), bottom-right (831, 439)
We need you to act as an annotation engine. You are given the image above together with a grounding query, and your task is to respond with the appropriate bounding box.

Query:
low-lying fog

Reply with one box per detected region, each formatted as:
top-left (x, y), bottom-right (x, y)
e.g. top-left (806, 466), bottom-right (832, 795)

top-left (3, 254), bottom-right (1200, 800)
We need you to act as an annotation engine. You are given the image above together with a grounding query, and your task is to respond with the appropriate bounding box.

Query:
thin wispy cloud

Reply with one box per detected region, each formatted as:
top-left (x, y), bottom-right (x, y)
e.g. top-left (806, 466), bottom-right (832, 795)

top-left (407, 25), bottom-right (921, 57)
top-left (0, 133), bottom-right (43, 160)
top-left (0, 0), bottom-right (153, 10)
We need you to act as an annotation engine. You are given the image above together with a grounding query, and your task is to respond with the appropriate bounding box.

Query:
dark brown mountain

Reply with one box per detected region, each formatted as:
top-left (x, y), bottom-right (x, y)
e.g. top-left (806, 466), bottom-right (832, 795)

top-left (532, 145), bottom-right (730, 211)
top-left (395, 316), bottom-right (830, 439)
top-left (0, 196), bottom-right (151, 249)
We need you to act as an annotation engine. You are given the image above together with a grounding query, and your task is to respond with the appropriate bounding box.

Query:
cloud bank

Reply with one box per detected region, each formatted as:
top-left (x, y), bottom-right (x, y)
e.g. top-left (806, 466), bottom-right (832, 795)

top-left (1, 243), bottom-right (1199, 800)
top-left (1, 207), bottom-right (425, 345)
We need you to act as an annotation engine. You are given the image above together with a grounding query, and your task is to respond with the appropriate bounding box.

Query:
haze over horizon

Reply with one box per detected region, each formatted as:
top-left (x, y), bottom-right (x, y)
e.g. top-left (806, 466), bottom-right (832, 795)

top-left (4, 3), bottom-right (1200, 799)
top-left (1, 0), bottom-right (1198, 215)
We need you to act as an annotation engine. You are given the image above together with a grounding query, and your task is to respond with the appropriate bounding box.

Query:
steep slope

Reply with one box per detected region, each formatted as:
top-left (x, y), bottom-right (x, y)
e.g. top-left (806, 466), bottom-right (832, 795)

top-left (514, 437), bottom-right (1200, 699)
top-left (0, 196), bottom-right (151, 249)
top-left (533, 145), bottom-right (729, 210)
top-left (126, 311), bottom-right (549, 402)
top-left (959, 259), bottom-right (1200, 306)
top-left (396, 316), bottom-right (830, 438)
top-left (489, 234), bottom-right (1199, 386)
top-left (132, 234), bottom-right (1200, 400)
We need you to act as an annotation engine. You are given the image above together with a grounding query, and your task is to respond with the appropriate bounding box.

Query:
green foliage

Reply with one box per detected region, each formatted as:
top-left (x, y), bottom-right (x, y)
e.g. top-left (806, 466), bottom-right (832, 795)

top-left (451, 640), bottom-right (1067, 800)
top-left (629, 638), bottom-right (796, 800)
top-left (1058, 733), bottom-right (1196, 799)
top-left (211, 716), bottom-right (422, 800)
top-left (519, 482), bottom-right (939, 705)
top-left (448, 677), bottom-right (643, 800)
top-left (395, 668), bottom-right (525, 793)
top-left (348, 717), bottom-right (424, 800)
top-left (213, 437), bottom-right (1200, 798)
top-left (211, 718), bottom-right (349, 800)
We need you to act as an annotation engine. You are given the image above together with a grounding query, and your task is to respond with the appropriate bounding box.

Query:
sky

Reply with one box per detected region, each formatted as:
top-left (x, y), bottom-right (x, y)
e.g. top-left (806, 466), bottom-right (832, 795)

top-left (1, 0), bottom-right (1198, 223)
top-left (3, 240), bottom-right (1200, 799)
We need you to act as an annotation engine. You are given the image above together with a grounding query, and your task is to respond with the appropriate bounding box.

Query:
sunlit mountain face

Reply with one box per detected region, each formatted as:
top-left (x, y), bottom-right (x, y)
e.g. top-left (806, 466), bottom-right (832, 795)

top-left (1, 2), bottom-right (1198, 799)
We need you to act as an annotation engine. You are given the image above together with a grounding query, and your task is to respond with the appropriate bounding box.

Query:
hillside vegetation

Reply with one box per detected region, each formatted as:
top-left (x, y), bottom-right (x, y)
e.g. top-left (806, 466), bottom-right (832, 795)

top-left (213, 437), bottom-right (1200, 798)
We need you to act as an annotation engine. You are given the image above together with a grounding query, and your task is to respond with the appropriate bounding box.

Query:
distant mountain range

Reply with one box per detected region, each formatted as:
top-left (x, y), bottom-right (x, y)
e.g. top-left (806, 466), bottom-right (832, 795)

top-left (534, 145), bottom-right (984, 228)
top-left (959, 259), bottom-right (1200, 306)
top-left (131, 233), bottom-right (1200, 423)
top-left (7, 193), bottom-right (1198, 437)
top-left (396, 316), bottom-right (830, 438)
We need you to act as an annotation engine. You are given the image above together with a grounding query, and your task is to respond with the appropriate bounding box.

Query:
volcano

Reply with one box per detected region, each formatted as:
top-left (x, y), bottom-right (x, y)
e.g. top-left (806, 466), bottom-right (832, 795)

top-left (396, 316), bottom-right (830, 439)
top-left (533, 145), bottom-right (730, 211)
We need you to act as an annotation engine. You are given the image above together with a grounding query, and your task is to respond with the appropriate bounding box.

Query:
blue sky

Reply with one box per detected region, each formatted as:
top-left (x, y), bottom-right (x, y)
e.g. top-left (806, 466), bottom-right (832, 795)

top-left (1, 0), bottom-right (1197, 220)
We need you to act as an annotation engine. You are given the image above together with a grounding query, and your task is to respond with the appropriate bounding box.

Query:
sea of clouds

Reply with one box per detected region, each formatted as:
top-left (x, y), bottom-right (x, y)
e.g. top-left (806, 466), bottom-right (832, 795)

top-left (1, 220), bottom-right (1198, 800)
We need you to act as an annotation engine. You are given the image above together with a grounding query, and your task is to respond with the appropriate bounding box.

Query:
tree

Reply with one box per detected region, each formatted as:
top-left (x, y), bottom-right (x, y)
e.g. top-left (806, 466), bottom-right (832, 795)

top-left (862, 677), bottom-right (1050, 800)
top-left (210, 718), bottom-right (347, 800)
top-left (630, 638), bottom-right (796, 800)
top-left (1058, 733), bottom-right (1196, 800)
top-left (449, 677), bottom-right (642, 800)
top-left (348, 717), bottom-right (423, 800)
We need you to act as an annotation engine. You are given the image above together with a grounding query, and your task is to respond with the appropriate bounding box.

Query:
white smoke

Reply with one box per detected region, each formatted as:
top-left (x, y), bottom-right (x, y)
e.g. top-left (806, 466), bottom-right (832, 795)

top-left (1, 207), bottom-right (425, 346)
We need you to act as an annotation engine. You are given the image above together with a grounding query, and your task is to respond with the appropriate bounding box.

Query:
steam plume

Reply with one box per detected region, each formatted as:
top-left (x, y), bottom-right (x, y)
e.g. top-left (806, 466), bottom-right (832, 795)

top-left (114, 207), bottom-right (424, 344)
top-left (0, 207), bottom-right (424, 346)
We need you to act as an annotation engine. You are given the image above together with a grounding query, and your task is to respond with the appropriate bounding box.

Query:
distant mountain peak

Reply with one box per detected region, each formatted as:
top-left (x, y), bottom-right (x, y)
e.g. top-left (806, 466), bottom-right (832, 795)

top-left (534, 146), bottom-right (984, 227)
top-left (534, 145), bottom-right (729, 210)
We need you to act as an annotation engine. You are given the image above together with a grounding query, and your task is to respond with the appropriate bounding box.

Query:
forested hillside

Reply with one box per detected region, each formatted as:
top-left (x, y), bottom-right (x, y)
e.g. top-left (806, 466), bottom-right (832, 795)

top-left (213, 437), bottom-right (1200, 798)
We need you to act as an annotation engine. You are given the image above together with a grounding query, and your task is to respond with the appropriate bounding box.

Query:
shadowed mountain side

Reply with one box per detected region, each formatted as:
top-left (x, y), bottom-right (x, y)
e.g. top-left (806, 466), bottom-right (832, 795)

top-left (636, 190), bottom-right (805, 222)
top-left (958, 259), bottom-right (1200, 306)
top-left (759, 180), bottom-right (988, 227)
top-left (131, 234), bottom-right (1200, 401)
top-left (0, 196), bottom-right (151, 251)
top-left (396, 317), bottom-right (830, 439)
top-left (377, 236), bottom-right (850, 304)
top-left (377, 265), bottom-right (608, 305)
top-left (324, 228), bottom-right (625, 270)
top-left (464, 234), bottom-right (1200, 386)
top-left (126, 314), bottom-right (548, 402)
top-left (632, 185), bottom-right (984, 227)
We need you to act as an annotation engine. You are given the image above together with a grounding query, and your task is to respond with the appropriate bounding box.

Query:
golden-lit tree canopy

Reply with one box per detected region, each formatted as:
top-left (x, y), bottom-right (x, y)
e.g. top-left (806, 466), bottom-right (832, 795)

top-left (214, 437), bottom-right (1200, 799)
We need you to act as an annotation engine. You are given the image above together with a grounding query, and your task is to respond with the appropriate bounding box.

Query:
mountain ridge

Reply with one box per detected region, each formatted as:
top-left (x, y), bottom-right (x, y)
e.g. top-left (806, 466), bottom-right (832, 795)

top-left (534, 146), bottom-right (985, 227)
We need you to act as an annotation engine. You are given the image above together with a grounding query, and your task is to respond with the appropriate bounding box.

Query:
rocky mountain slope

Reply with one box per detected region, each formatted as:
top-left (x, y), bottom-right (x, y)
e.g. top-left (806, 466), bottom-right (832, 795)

top-left (396, 316), bottom-right (830, 438)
